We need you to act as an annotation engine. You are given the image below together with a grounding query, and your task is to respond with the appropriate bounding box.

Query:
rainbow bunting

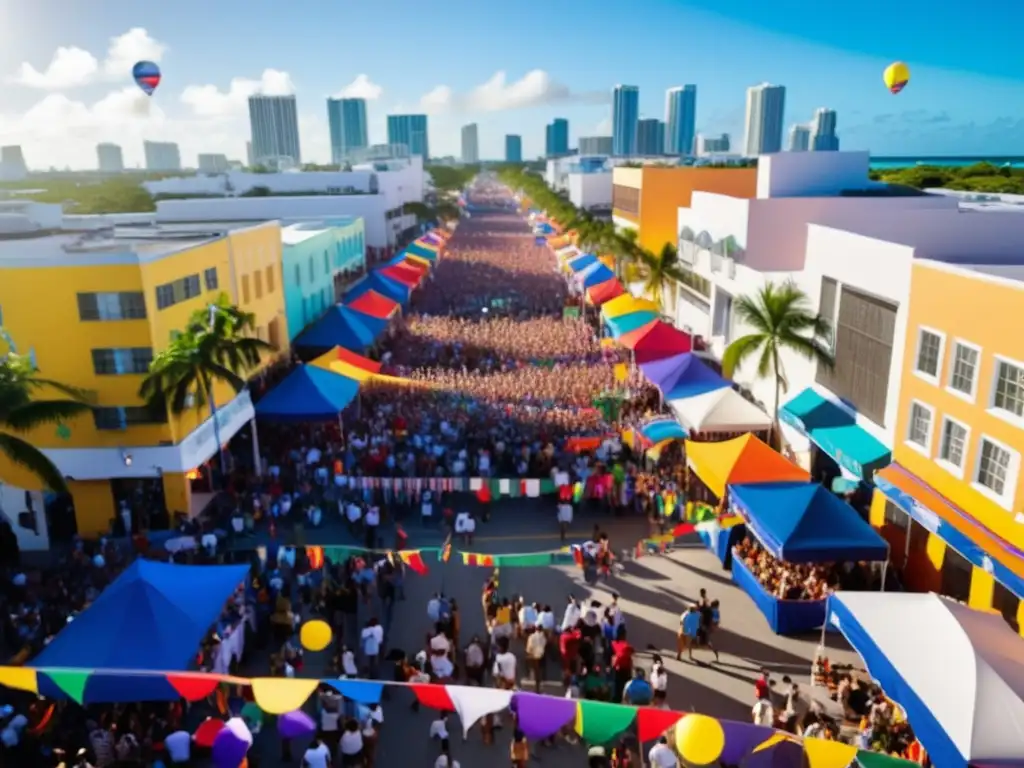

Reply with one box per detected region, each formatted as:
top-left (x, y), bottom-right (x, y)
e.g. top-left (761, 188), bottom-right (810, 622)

top-left (462, 552), bottom-right (494, 566)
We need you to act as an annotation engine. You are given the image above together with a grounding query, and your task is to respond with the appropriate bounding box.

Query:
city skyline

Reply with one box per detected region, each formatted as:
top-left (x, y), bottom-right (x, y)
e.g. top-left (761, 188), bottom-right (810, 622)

top-left (1, 3), bottom-right (1021, 167)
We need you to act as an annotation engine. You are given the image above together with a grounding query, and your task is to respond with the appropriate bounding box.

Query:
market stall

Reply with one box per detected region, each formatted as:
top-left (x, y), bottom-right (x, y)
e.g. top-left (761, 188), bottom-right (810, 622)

top-left (729, 481), bottom-right (890, 633)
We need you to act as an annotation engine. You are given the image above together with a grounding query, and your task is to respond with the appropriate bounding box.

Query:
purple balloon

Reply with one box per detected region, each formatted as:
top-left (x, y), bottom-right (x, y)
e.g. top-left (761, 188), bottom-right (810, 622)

top-left (212, 717), bottom-right (252, 768)
top-left (277, 710), bottom-right (316, 740)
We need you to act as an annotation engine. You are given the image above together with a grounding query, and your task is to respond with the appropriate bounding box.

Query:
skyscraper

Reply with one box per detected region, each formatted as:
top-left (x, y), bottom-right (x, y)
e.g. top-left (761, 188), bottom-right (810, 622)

top-left (545, 118), bottom-right (569, 158)
top-left (0, 146), bottom-right (27, 180)
top-left (248, 95), bottom-right (301, 167)
top-left (327, 98), bottom-right (369, 164)
top-left (743, 83), bottom-right (786, 156)
top-left (461, 123), bottom-right (480, 163)
top-left (810, 108), bottom-right (840, 151)
top-left (636, 119), bottom-right (665, 156)
top-left (387, 114), bottom-right (430, 159)
top-left (96, 143), bottom-right (124, 172)
top-left (664, 85), bottom-right (697, 156)
top-left (787, 124), bottom-right (810, 152)
top-left (612, 85), bottom-right (639, 156)
top-left (696, 133), bottom-right (731, 155)
top-left (197, 153), bottom-right (230, 173)
top-left (578, 136), bottom-right (613, 156)
top-left (505, 134), bottom-right (523, 163)
top-left (143, 141), bottom-right (181, 171)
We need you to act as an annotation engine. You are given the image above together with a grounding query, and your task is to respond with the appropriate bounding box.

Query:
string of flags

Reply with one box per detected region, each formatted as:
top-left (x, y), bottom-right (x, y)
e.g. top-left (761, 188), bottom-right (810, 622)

top-left (333, 475), bottom-right (565, 498)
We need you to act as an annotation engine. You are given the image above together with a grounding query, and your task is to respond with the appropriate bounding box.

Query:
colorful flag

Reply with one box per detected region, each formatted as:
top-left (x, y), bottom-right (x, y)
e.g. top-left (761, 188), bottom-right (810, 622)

top-left (398, 550), bottom-right (429, 575)
top-left (441, 542), bottom-right (452, 563)
top-left (462, 553), bottom-right (494, 567)
top-left (306, 546), bottom-right (325, 570)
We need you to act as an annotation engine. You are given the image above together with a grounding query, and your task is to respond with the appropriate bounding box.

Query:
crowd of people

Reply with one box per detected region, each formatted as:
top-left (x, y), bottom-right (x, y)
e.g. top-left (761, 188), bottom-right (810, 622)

top-left (733, 538), bottom-right (879, 601)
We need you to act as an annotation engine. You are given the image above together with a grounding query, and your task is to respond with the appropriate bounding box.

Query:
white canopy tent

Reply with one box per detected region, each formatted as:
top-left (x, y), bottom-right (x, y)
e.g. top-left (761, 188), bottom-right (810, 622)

top-left (828, 592), bottom-right (1024, 767)
top-left (667, 388), bottom-right (772, 434)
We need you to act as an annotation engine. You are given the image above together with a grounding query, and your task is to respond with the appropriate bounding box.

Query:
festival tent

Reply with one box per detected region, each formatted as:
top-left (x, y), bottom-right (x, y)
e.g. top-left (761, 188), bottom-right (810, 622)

top-left (601, 294), bottom-right (660, 321)
top-left (729, 482), bottom-right (889, 562)
top-left (556, 244), bottom-right (580, 261)
top-left (606, 309), bottom-right (659, 338)
top-left (405, 242), bottom-right (439, 262)
top-left (828, 593), bottom-right (1024, 768)
top-left (346, 289), bottom-right (399, 319)
top-left (389, 256), bottom-right (430, 277)
top-left (378, 263), bottom-right (423, 288)
top-left (618, 320), bottom-right (692, 364)
top-left (344, 272), bottom-right (411, 305)
top-left (685, 433), bottom-right (810, 497)
top-left (311, 346), bottom-right (382, 375)
top-left (640, 353), bottom-right (729, 399)
top-left (568, 253), bottom-right (599, 273)
top-left (579, 263), bottom-right (617, 289)
top-left (586, 278), bottom-right (625, 305)
top-left (294, 305), bottom-right (384, 351)
top-left (639, 417), bottom-right (688, 444)
top-left (669, 387), bottom-right (772, 434)
top-left (32, 560), bottom-right (249, 702)
top-left (255, 365), bottom-right (360, 420)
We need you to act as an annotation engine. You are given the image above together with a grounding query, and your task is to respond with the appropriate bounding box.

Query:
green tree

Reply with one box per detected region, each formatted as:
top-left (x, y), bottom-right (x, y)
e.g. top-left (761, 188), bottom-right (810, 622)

top-left (0, 351), bottom-right (92, 492)
top-left (427, 165), bottom-right (479, 192)
top-left (632, 242), bottom-right (688, 308)
top-left (721, 281), bottom-right (834, 430)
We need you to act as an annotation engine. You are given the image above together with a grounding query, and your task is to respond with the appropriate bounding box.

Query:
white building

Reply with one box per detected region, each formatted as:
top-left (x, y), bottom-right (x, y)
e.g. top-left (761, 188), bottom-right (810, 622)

top-left (0, 146), bottom-right (28, 181)
top-left (197, 153), bottom-right (230, 173)
top-left (579, 136), bottom-right (613, 156)
top-left (787, 125), bottom-right (810, 152)
top-left (97, 143), bottom-right (125, 172)
top-left (673, 151), bottom-right (1024, 459)
top-left (568, 168), bottom-right (613, 211)
top-left (249, 95), bottom-right (301, 167)
top-left (461, 123), bottom-right (479, 164)
top-left (143, 141), bottom-right (181, 171)
top-left (810, 108), bottom-right (839, 152)
top-left (744, 83), bottom-right (786, 156)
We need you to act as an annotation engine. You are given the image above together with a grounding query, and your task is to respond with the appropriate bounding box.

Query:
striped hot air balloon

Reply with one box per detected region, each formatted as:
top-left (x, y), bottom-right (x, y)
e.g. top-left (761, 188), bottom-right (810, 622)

top-left (883, 61), bottom-right (910, 94)
top-left (133, 60), bottom-right (162, 96)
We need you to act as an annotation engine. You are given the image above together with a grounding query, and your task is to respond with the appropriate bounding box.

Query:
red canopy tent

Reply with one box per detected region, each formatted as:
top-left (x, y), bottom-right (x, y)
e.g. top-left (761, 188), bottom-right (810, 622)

top-left (346, 289), bottom-right (399, 319)
top-left (587, 278), bottom-right (625, 305)
top-left (377, 264), bottom-right (421, 288)
top-left (313, 346), bottom-right (383, 374)
top-left (394, 257), bottom-right (429, 276)
top-left (619, 319), bottom-right (692, 364)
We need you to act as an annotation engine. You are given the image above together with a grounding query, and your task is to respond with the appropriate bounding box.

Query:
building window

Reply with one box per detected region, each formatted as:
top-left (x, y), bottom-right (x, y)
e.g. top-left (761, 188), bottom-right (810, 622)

top-left (308, 257), bottom-right (315, 282)
top-left (324, 251), bottom-right (331, 274)
top-left (265, 265), bottom-right (275, 292)
top-left (882, 499), bottom-right (909, 530)
top-left (241, 275), bottom-right (251, 304)
top-left (948, 341), bottom-right (980, 399)
top-left (93, 403), bottom-right (168, 431)
top-left (712, 289), bottom-right (733, 341)
top-left (993, 358), bottom-right (1024, 420)
top-left (906, 401), bottom-right (933, 451)
top-left (815, 285), bottom-right (897, 425)
top-left (155, 274), bottom-right (201, 310)
top-left (993, 581), bottom-right (1020, 632)
top-left (612, 185), bottom-right (640, 217)
top-left (975, 437), bottom-right (1014, 500)
top-left (91, 347), bottom-right (153, 375)
top-left (294, 263), bottom-right (301, 287)
top-left (77, 292), bottom-right (147, 321)
top-left (914, 328), bottom-right (944, 382)
top-left (203, 267), bottom-right (219, 291)
top-left (254, 270), bottom-right (263, 299)
top-left (677, 268), bottom-right (712, 299)
top-left (938, 417), bottom-right (969, 472)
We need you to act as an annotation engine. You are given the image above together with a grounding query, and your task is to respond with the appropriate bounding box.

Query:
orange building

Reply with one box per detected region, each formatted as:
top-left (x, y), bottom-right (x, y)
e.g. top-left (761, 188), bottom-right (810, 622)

top-left (611, 165), bottom-right (758, 253)
top-left (869, 259), bottom-right (1024, 635)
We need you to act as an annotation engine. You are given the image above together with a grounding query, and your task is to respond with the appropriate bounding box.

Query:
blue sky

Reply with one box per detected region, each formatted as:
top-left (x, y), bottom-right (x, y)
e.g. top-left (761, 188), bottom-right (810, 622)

top-left (2, 0), bottom-right (1023, 167)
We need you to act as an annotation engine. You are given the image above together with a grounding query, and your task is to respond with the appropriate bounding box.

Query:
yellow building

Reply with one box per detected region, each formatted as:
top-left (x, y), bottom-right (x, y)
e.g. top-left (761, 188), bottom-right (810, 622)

top-left (611, 165), bottom-right (758, 253)
top-left (0, 221), bottom-right (288, 537)
top-left (868, 259), bottom-right (1024, 635)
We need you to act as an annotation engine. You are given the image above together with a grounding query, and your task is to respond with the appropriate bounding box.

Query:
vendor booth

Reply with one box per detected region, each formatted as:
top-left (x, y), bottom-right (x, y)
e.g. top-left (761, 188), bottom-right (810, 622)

top-left (343, 271), bottom-right (411, 305)
top-left (294, 305), bottom-right (386, 352)
top-left (254, 365), bottom-right (359, 421)
top-left (669, 388), bottom-right (772, 435)
top-left (729, 482), bottom-right (890, 633)
top-left (640, 354), bottom-right (727, 400)
top-left (619, 320), bottom-right (693, 364)
top-left (827, 592), bottom-right (1024, 768)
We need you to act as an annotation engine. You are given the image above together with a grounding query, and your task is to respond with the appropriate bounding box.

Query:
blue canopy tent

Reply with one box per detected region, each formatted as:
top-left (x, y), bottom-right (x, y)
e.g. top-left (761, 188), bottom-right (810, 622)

top-left (294, 305), bottom-right (386, 351)
top-left (579, 264), bottom-right (615, 288)
top-left (728, 481), bottom-right (889, 633)
top-left (255, 365), bottom-right (359, 421)
top-left (606, 311), bottom-right (658, 338)
top-left (567, 254), bottom-right (598, 273)
top-left (404, 243), bottom-right (438, 262)
top-left (640, 353), bottom-right (730, 399)
top-left (32, 560), bottom-right (248, 702)
top-left (344, 272), bottom-right (411, 305)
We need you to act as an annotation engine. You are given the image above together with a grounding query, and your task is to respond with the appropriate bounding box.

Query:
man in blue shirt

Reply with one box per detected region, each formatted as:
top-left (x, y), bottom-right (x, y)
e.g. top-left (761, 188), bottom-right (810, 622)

top-left (678, 604), bottom-right (701, 661)
top-left (622, 668), bottom-right (653, 705)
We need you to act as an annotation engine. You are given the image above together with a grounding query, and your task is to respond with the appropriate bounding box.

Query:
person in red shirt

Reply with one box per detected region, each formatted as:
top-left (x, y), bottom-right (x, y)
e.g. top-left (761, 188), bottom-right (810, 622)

top-left (754, 670), bottom-right (771, 702)
top-left (610, 626), bottom-right (635, 702)
top-left (559, 623), bottom-right (582, 688)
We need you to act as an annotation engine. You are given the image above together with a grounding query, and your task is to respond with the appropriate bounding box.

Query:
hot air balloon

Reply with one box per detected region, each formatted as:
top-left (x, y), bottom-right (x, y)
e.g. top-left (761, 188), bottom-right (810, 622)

top-left (132, 60), bottom-right (161, 96)
top-left (883, 61), bottom-right (910, 94)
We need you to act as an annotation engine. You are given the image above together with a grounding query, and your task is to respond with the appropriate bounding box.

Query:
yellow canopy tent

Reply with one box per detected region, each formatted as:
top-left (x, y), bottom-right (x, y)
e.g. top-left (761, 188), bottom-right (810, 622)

top-left (601, 294), bottom-right (660, 321)
top-left (685, 433), bottom-right (810, 498)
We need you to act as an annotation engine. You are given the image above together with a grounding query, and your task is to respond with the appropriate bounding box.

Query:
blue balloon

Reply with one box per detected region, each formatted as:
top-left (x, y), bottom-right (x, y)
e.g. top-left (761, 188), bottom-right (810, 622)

top-left (132, 60), bottom-right (161, 96)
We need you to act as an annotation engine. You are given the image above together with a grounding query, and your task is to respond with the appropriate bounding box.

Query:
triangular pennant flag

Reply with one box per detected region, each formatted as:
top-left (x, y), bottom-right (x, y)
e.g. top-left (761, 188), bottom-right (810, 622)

top-left (167, 673), bottom-right (221, 702)
top-left (250, 677), bottom-right (319, 715)
top-left (803, 736), bottom-right (859, 768)
top-left (575, 699), bottom-right (637, 744)
top-left (46, 669), bottom-right (91, 705)
top-left (327, 679), bottom-right (384, 704)
top-left (0, 666), bottom-right (38, 694)
top-left (445, 685), bottom-right (513, 736)
top-left (408, 683), bottom-right (455, 711)
top-left (399, 550), bottom-right (429, 575)
top-left (635, 707), bottom-right (684, 743)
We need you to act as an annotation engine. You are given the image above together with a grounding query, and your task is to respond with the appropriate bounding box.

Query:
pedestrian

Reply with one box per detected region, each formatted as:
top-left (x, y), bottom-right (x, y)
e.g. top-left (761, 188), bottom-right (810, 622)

top-left (360, 618), bottom-right (383, 679)
top-left (525, 626), bottom-right (546, 693)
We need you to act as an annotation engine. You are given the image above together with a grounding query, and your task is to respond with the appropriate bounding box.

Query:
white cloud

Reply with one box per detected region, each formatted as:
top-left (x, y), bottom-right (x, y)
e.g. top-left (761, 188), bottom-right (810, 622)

top-left (8, 28), bottom-right (167, 90)
top-left (333, 74), bottom-right (382, 100)
top-left (416, 70), bottom-right (608, 114)
top-left (181, 69), bottom-right (296, 118)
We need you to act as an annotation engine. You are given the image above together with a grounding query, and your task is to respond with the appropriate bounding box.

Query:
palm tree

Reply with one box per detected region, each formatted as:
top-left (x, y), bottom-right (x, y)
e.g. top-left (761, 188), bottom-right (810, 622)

top-left (0, 351), bottom-right (92, 492)
top-left (139, 295), bottom-right (274, 474)
top-left (721, 280), bottom-right (835, 430)
top-left (633, 242), bottom-right (688, 309)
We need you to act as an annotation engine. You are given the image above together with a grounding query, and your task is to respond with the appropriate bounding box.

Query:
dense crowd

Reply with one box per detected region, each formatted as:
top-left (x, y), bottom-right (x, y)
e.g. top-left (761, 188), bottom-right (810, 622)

top-left (734, 538), bottom-right (878, 600)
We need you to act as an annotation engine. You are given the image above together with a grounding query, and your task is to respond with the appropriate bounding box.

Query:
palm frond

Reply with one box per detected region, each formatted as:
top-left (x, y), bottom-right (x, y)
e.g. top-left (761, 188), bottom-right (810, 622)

top-left (0, 432), bottom-right (67, 493)
top-left (721, 333), bottom-right (766, 379)
top-left (5, 400), bottom-right (93, 432)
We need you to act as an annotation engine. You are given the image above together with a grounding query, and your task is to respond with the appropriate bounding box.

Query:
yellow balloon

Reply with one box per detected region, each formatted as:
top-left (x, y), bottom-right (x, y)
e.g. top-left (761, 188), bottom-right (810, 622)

top-left (299, 619), bottom-right (333, 652)
top-left (883, 61), bottom-right (910, 94)
top-left (674, 714), bottom-right (725, 766)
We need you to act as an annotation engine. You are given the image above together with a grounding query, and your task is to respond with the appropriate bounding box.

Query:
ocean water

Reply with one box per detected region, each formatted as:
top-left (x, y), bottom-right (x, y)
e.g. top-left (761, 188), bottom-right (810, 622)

top-left (870, 156), bottom-right (1024, 169)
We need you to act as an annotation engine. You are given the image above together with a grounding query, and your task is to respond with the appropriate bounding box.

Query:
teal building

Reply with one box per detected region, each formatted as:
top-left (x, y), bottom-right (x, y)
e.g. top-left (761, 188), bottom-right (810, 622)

top-left (281, 217), bottom-right (366, 341)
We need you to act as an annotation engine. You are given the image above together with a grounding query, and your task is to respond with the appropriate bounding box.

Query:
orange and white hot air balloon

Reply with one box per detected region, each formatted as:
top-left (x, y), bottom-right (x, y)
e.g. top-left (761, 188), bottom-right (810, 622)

top-left (883, 61), bottom-right (910, 94)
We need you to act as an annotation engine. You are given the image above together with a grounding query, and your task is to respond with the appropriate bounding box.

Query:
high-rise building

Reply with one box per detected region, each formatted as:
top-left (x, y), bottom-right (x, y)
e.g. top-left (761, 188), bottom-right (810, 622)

top-left (743, 83), bottom-right (786, 156)
top-left (664, 85), bottom-right (697, 156)
top-left (505, 134), bottom-right (523, 163)
top-left (612, 85), bottom-right (639, 156)
top-left (143, 141), bottom-right (181, 171)
top-left (636, 119), bottom-right (665, 156)
top-left (696, 133), bottom-right (731, 155)
top-left (0, 146), bottom-right (28, 180)
top-left (545, 118), bottom-right (569, 158)
top-left (197, 153), bottom-right (230, 173)
top-left (96, 143), bottom-right (124, 172)
top-left (578, 136), bottom-right (613, 156)
top-left (810, 108), bottom-right (840, 151)
top-left (387, 114), bottom-right (430, 159)
top-left (461, 123), bottom-right (480, 163)
top-left (248, 95), bottom-right (301, 168)
top-left (245, 141), bottom-right (254, 167)
top-left (327, 98), bottom-right (369, 165)
top-left (787, 124), bottom-right (811, 152)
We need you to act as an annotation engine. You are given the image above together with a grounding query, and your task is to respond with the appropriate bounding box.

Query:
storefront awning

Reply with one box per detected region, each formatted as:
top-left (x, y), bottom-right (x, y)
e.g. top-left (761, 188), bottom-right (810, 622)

top-left (779, 388), bottom-right (891, 481)
top-left (875, 464), bottom-right (1024, 600)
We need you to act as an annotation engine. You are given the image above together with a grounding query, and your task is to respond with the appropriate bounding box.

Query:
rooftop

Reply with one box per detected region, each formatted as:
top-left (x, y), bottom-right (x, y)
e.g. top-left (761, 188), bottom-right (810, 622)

top-left (951, 262), bottom-right (1024, 283)
top-left (281, 221), bottom-right (332, 246)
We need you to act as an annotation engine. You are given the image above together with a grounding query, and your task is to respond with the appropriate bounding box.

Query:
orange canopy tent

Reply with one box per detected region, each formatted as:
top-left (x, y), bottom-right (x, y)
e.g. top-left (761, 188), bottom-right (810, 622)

top-left (685, 433), bottom-right (810, 497)
top-left (587, 278), bottom-right (626, 305)
top-left (378, 264), bottom-right (422, 288)
top-left (312, 346), bottom-right (382, 374)
top-left (394, 257), bottom-right (429, 276)
top-left (346, 290), bottom-right (399, 319)
top-left (618, 320), bottom-right (693, 364)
